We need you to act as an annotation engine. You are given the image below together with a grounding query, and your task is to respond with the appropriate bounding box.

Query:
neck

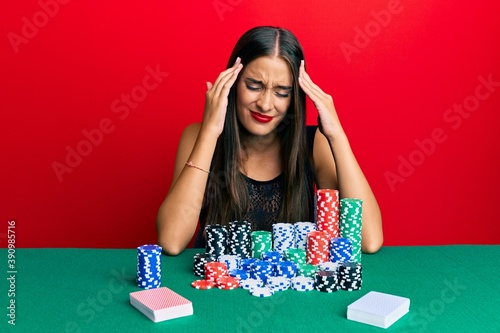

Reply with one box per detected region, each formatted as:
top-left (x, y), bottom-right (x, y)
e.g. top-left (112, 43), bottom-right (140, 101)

top-left (242, 135), bottom-right (281, 160)
top-left (240, 132), bottom-right (282, 179)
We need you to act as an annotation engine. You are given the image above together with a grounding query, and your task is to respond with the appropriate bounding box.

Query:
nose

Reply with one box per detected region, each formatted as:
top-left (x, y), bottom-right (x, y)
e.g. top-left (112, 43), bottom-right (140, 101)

top-left (256, 89), bottom-right (273, 112)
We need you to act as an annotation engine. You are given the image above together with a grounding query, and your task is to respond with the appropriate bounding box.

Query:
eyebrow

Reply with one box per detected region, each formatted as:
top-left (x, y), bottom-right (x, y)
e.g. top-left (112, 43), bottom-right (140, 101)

top-left (245, 78), bottom-right (292, 91)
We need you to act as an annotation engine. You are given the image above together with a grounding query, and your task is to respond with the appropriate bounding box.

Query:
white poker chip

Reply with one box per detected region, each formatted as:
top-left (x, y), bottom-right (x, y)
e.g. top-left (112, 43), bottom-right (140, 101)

top-left (318, 262), bottom-right (339, 272)
top-left (266, 276), bottom-right (290, 292)
top-left (250, 286), bottom-right (274, 297)
top-left (291, 276), bottom-right (315, 292)
top-left (241, 278), bottom-right (264, 290)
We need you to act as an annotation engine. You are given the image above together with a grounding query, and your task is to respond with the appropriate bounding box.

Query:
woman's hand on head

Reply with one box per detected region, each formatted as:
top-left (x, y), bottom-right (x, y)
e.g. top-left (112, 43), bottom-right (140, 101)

top-left (298, 60), bottom-right (344, 141)
top-left (201, 57), bottom-right (243, 138)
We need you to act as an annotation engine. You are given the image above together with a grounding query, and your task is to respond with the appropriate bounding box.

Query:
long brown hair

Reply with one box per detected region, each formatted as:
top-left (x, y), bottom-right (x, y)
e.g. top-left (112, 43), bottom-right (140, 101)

top-left (202, 26), bottom-right (314, 229)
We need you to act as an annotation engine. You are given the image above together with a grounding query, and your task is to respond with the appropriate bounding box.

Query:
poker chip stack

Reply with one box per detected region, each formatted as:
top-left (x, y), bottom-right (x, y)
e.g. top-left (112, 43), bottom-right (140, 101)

top-left (219, 254), bottom-right (240, 271)
top-left (204, 261), bottom-right (228, 283)
top-left (329, 237), bottom-right (353, 262)
top-left (136, 244), bottom-right (162, 289)
top-left (315, 270), bottom-right (339, 292)
top-left (290, 276), bottom-right (315, 292)
top-left (205, 224), bottom-right (228, 259)
top-left (261, 250), bottom-right (283, 263)
top-left (189, 195), bottom-right (366, 295)
top-left (228, 269), bottom-right (250, 281)
top-left (266, 276), bottom-right (290, 292)
top-left (294, 222), bottom-right (316, 250)
top-left (272, 223), bottom-right (295, 254)
top-left (240, 257), bottom-right (258, 271)
top-left (216, 276), bottom-right (240, 290)
top-left (338, 262), bottom-right (362, 291)
top-left (191, 261), bottom-right (231, 290)
top-left (339, 198), bottom-right (363, 263)
top-left (249, 260), bottom-right (274, 283)
top-left (274, 261), bottom-right (298, 278)
top-left (190, 245), bottom-right (363, 294)
top-left (228, 220), bottom-right (252, 259)
top-left (298, 263), bottom-right (319, 278)
top-left (316, 189), bottom-right (340, 239)
top-left (240, 278), bottom-right (264, 290)
top-left (319, 261), bottom-right (339, 272)
top-left (261, 250), bottom-right (283, 278)
top-left (251, 231), bottom-right (272, 259)
top-left (249, 286), bottom-right (274, 297)
top-left (284, 248), bottom-right (307, 266)
top-left (193, 253), bottom-right (216, 277)
top-left (306, 230), bottom-right (330, 265)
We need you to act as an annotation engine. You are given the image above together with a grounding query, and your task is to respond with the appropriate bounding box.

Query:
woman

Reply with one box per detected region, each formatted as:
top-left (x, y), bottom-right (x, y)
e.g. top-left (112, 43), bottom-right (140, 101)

top-left (157, 26), bottom-right (383, 255)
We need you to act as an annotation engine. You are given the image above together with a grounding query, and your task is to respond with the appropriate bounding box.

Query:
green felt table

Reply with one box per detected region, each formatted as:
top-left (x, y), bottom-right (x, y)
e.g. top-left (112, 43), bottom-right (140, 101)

top-left (1, 246), bottom-right (499, 333)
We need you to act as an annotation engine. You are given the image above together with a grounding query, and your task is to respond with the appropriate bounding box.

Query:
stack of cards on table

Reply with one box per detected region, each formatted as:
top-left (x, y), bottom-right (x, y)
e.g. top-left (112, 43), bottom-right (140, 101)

top-left (347, 291), bottom-right (410, 328)
top-left (130, 287), bottom-right (193, 323)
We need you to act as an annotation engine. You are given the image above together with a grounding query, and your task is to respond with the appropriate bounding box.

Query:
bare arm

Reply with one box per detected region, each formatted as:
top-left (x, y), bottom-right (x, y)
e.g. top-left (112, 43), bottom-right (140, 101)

top-left (299, 61), bottom-right (383, 253)
top-left (156, 123), bottom-right (215, 255)
top-left (156, 59), bottom-right (243, 255)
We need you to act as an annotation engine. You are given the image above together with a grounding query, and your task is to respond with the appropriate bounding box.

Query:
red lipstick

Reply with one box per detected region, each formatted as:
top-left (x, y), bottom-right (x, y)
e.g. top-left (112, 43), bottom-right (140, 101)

top-left (250, 111), bottom-right (273, 123)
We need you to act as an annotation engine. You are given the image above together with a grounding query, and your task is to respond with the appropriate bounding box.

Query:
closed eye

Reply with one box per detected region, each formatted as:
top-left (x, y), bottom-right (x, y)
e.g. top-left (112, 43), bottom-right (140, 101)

top-left (244, 78), bottom-right (291, 98)
top-left (276, 91), bottom-right (289, 98)
top-left (245, 84), bottom-right (261, 91)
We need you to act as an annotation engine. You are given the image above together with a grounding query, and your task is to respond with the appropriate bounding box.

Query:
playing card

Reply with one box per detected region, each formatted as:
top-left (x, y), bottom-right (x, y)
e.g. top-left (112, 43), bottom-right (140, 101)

top-left (347, 291), bottom-right (410, 328)
top-left (130, 287), bottom-right (193, 323)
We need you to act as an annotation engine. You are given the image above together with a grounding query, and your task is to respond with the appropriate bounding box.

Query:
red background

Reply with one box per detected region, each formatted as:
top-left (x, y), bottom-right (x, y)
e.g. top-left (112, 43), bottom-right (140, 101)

top-left (1, 0), bottom-right (499, 248)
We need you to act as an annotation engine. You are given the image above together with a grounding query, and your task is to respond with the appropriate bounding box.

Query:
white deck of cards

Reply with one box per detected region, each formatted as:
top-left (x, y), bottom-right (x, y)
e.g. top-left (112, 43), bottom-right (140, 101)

top-left (130, 287), bottom-right (193, 323)
top-left (347, 291), bottom-right (410, 328)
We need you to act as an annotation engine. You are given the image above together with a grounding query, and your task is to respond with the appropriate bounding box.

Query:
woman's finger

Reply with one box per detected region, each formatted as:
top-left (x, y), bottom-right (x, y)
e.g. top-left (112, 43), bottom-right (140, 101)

top-left (299, 61), bottom-right (327, 100)
top-left (210, 57), bottom-right (242, 95)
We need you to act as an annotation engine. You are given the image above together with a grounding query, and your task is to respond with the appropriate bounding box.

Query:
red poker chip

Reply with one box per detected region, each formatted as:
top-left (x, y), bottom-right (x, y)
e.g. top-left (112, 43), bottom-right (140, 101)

top-left (191, 279), bottom-right (216, 290)
top-left (217, 284), bottom-right (239, 290)
top-left (217, 276), bottom-right (240, 290)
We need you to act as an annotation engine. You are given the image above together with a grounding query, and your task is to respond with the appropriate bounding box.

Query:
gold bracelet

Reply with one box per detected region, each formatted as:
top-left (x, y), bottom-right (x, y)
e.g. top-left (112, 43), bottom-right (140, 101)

top-left (185, 161), bottom-right (210, 174)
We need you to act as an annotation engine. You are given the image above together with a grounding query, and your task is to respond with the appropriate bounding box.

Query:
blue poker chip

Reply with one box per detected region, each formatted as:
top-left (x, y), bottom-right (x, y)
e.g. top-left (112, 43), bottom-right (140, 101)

top-left (261, 251), bottom-right (283, 263)
top-left (240, 258), bottom-right (258, 271)
top-left (249, 260), bottom-right (273, 283)
top-left (136, 244), bottom-right (162, 289)
top-left (274, 261), bottom-right (297, 278)
top-left (137, 244), bottom-right (162, 253)
top-left (229, 269), bottom-right (249, 281)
